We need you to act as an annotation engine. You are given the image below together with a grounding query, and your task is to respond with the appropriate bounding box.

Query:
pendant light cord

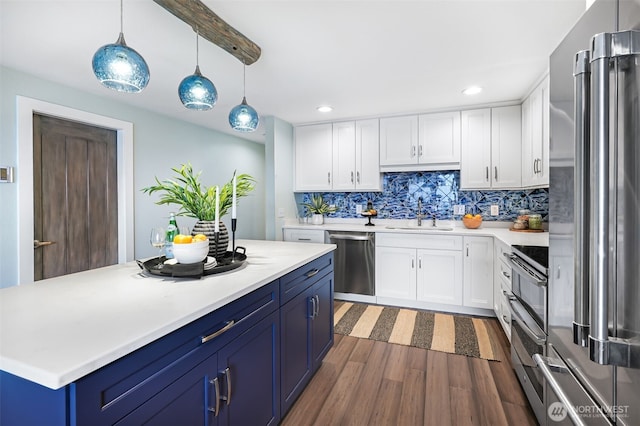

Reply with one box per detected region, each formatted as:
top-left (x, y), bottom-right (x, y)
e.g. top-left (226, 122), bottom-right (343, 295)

top-left (120, 0), bottom-right (124, 33)
top-left (242, 61), bottom-right (246, 98)
top-left (195, 29), bottom-right (200, 67)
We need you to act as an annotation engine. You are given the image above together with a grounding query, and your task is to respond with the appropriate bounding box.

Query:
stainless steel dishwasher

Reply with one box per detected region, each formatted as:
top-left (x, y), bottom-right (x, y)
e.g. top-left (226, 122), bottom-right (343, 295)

top-left (325, 231), bottom-right (375, 296)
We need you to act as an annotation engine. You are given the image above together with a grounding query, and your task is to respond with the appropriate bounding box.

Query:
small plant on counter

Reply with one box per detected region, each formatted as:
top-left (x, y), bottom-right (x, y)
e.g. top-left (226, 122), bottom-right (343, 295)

top-left (301, 194), bottom-right (337, 225)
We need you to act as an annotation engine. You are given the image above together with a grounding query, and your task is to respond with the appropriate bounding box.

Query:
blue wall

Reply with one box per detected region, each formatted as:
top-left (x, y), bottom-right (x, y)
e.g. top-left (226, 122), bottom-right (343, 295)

top-left (300, 171), bottom-right (548, 222)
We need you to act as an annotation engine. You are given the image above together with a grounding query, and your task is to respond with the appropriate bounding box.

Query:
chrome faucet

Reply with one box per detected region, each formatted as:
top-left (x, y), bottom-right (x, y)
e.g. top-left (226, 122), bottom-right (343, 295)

top-left (417, 199), bottom-right (424, 226)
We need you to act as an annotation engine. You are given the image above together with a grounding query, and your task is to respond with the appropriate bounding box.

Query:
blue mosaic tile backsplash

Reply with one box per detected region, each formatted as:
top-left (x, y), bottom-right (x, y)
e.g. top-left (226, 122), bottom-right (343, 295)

top-left (299, 171), bottom-right (548, 222)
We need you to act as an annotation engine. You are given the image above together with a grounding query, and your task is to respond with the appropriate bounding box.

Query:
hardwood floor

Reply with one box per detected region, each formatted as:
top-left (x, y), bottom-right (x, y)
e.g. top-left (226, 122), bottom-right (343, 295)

top-left (282, 318), bottom-right (537, 426)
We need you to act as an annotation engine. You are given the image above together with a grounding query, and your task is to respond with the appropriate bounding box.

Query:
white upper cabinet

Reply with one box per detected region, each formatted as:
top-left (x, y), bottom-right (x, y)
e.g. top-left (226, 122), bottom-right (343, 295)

top-left (379, 115), bottom-right (419, 167)
top-left (460, 109), bottom-right (492, 189)
top-left (460, 106), bottom-right (522, 190)
top-left (294, 123), bottom-right (333, 191)
top-left (354, 119), bottom-right (381, 191)
top-left (491, 105), bottom-right (522, 188)
top-left (332, 121), bottom-right (357, 190)
top-left (379, 112), bottom-right (461, 171)
top-left (522, 75), bottom-right (550, 187)
top-left (295, 120), bottom-right (381, 192)
top-left (418, 111), bottom-right (461, 169)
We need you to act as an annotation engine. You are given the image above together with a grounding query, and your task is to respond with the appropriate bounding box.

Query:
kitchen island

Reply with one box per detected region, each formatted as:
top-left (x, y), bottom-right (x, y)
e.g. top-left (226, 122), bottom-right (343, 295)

top-left (0, 239), bottom-right (335, 425)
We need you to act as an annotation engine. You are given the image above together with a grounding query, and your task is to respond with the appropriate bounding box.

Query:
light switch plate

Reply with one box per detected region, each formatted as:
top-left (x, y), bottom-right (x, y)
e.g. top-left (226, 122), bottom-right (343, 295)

top-left (277, 207), bottom-right (285, 218)
top-left (453, 205), bottom-right (465, 215)
top-left (356, 205), bottom-right (363, 214)
top-left (0, 166), bottom-right (14, 183)
top-left (490, 205), bottom-right (499, 216)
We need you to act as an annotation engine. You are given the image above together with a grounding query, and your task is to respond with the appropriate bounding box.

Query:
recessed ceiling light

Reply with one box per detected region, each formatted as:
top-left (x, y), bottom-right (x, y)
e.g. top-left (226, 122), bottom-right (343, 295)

top-left (462, 86), bottom-right (483, 96)
top-left (316, 105), bottom-right (333, 113)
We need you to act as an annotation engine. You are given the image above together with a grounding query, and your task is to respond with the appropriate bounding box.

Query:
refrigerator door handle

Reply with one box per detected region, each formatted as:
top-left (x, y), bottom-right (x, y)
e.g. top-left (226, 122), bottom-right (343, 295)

top-left (572, 49), bottom-right (591, 348)
top-left (588, 30), bottom-right (640, 368)
top-left (533, 354), bottom-right (589, 426)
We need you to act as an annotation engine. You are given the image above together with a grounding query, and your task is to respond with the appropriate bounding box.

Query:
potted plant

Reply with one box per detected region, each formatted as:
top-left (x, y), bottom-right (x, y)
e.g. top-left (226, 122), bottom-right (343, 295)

top-left (301, 193), bottom-right (337, 225)
top-left (142, 163), bottom-right (255, 257)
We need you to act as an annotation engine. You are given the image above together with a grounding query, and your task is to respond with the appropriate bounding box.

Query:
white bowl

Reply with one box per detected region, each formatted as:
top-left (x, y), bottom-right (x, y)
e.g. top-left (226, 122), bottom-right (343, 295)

top-left (172, 240), bottom-right (209, 264)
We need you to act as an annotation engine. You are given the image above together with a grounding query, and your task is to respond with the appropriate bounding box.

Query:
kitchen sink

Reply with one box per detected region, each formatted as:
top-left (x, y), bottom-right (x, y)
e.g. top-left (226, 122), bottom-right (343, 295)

top-left (385, 225), bottom-right (454, 232)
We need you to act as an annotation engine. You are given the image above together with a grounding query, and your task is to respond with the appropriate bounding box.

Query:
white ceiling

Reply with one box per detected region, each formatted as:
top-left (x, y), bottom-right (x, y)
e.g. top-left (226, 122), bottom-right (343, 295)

top-left (1, 0), bottom-right (586, 143)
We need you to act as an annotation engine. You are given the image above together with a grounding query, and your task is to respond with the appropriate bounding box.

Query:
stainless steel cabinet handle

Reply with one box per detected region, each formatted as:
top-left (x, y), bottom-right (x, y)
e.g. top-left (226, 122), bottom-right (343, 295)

top-left (315, 294), bottom-right (320, 317)
top-left (501, 270), bottom-right (510, 279)
top-left (418, 258), bottom-right (422, 269)
top-left (208, 377), bottom-right (221, 417)
top-left (305, 268), bottom-right (320, 278)
top-left (356, 171), bottom-right (360, 184)
top-left (297, 238), bottom-right (311, 241)
top-left (411, 145), bottom-right (416, 157)
top-left (329, 234), bottom-right (372, 241)
top-left (350, 171), bottom-right (354, 183)
top-left (411, 258), bottom-right (415, 268)
top-left (466, 245), bottom-right (469, 257)
top-left (310, 296), bottom-right (316, 318)
top-left (502, 315), bottom-right (508, 323)
top-left (418, 145), bottom-right (423, 157)
top-left (201, 320), bottom-right (236, 344)
top-left (219, 367), bottom-right (231, 405)
top-left (533, 355), bottom-right (587, 426)
top-left (494, 166), bottom-right (498, 181)
top-left (327, 172), bottom-right (331, 184)
top-left (485, 166), bottom-right (489, 181)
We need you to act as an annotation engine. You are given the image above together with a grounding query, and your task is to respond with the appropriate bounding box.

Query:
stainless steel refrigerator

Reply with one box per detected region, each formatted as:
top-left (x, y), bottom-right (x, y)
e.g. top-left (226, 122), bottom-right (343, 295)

top-left (540, 0), bottom-right (640, 424)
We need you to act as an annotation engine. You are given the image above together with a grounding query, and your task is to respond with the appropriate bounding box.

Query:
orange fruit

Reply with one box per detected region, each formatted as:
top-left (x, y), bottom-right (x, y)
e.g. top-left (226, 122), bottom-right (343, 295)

top-left (464, 213), bottom-right (472, 218)
top-left (193, 234), bottom-right (208, 242)
top-left (173, 234), bottom-right (193, 244)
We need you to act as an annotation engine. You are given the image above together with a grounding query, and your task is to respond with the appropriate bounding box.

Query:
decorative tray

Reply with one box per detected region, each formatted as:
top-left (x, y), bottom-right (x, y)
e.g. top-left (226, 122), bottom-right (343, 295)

top-left (509, 227), bottom-right (545, 233)
top-left (137, 247), bottom-right (247, 278)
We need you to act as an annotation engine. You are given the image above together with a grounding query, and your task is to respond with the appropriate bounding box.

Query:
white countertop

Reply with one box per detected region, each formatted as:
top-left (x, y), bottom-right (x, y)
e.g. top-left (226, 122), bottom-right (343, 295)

top-left (0, 240), bottom-right (334, 390)
top-left (283, 219), bottom-right (549, 247)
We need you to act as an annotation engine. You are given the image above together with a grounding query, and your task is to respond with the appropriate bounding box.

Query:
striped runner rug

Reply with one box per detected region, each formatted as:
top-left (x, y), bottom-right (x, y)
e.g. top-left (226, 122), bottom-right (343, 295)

top-left (334, 301), bottom-right (500, 361)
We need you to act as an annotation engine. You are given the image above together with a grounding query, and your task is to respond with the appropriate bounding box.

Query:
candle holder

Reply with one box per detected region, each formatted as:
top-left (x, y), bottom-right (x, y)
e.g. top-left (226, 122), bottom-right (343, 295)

top-left (231, 218), bottom-right (237, 262)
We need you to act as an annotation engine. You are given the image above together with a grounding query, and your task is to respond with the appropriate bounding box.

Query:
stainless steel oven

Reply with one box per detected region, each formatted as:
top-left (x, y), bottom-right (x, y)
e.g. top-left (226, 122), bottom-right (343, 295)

top-left (506, 245), bottom-right (549, 425)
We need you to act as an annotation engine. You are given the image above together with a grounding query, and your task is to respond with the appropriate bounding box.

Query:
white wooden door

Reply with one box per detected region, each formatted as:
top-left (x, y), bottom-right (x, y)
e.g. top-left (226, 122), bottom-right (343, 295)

top-left (355, 119), bottom-right (381, 191)
top-left (490, 105), bottom-right (522, 189)
top-left (418, 111), bottom-right (461, 167)
top-left (416, 248), bottom-right (463, 306)
top-left (379, 115), bottom-right (418, 166)
top-left (460, 109), bottom-right (492, 189)
top-left (332, 121), bottom-right (356, 190)
top-left (463, 236), bottom-right (494, 309)
top-left (294, 124), bottom-right (333, 191)
top-left (375, 246), bottom-right (417, 300)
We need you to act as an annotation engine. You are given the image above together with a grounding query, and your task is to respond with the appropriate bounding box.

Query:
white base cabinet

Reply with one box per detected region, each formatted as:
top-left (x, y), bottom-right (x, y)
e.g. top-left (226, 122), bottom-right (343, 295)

top-left (462, 236), bottom-right (494, 309)
top-left (493, 239), bottom-right (513, 340)
top-left (416, 248), bottom-right (463, 306)
top-left (375, 246), bottom-right (417, 300)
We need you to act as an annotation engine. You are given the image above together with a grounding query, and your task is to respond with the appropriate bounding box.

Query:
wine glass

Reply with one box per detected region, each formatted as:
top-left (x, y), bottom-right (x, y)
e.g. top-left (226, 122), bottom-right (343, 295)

top-left (150, 227), bottom-right (166, 268)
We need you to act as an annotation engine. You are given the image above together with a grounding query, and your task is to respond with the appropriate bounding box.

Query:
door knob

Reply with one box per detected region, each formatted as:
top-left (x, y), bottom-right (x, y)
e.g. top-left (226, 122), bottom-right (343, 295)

top-left (34, 240), bottom-right (56, 249)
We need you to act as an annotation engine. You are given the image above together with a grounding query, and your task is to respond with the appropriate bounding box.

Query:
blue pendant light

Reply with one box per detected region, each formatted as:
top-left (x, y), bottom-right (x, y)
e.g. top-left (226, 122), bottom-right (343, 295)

top-left (178, 31), bottom-right (217, 110)
top-left (229, 63), bottom-right (259, 132)
top-left (92, 0), bottom-right (149, 93)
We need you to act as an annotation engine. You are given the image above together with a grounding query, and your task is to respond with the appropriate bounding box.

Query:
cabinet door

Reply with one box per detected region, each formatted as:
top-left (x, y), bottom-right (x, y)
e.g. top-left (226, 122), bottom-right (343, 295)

top-left (280, 285), bottom-right (313, 415)
top-left (521, 95), bottom-right (534, 186)
top-left (379, 115), bottom-right (418, 166)
top-left (311, 274), bottom-right (334, 367)
top-left (115, 352), bottom-right (218, 426)
top-left (218, 310), bottom-right (280, 426)
top-left (355, 119), bottom-right (381, 191)
top-left (416, 249), bottom-right (463, 306)
top-left (491, 106), bottom-right (522, 188)
top-left (538, 75), bottom-right (550, 186)
top-left (463, 237), bottom-right (494, 309)
top-left (460, 109), bottom-right (492, 189)
top-left (332, 121), bottom-right (356, 190)
top-left (375, 246), bottom-right (417, 300)
top-left (294, 124), bottom-right (333, 191)
top-left (418, 111), bottom-right (461, 167)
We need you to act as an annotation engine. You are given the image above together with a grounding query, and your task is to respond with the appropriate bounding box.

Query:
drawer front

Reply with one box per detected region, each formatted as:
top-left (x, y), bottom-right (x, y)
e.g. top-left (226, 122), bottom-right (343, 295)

top-left (376, 232), bottom-right (463, 250)
top-left (497, 259), bottom-right (512, 290)
top-left (283, 229), bottom-right (325, 243)
top-left (280, 253), bottom-right (334, 304)
top-left (74, 280), bottom-right (279, 425)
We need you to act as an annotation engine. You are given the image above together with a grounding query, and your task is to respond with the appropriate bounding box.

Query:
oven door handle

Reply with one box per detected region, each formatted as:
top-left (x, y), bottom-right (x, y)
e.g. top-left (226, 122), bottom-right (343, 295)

top-left (508, 297), bottom-right (546, 345)
top-left (506, 254), bottom-right (547, 287)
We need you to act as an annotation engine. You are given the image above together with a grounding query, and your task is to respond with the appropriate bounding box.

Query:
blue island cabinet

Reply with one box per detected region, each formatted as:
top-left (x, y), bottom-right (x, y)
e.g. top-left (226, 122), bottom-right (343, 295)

top-left (280, 254), bottom-right (334, 415)
top-left (0, 252), bottom-right (334, 426)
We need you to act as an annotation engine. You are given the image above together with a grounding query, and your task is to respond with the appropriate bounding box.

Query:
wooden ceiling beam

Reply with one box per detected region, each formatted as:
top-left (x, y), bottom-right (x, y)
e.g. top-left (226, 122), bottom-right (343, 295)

top-left (152, 0), bottom-right (261, 65)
